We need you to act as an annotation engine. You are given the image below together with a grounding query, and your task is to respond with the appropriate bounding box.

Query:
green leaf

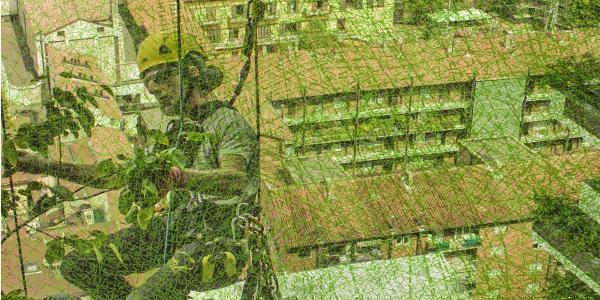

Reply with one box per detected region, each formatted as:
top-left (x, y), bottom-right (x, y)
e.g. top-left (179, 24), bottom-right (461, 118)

top-left (2, 139), bottom-right (17, 167)
top-left (118, 189), bottom-right (135, 215)
top-left (109, 243), bottom-right (124, 263)
top-left (169, 149), bottom-right (187, 169)
top-left (18, 189), bottom-right (32, 198)
top-left (100, 84), bottom-right (115, 98)
top-left (69, 238), bottom-right (94, 255)
top-left (137, 206), bottom-right (154, 230)
top-left (142, 178), bottom-right (158, 198)
top-left (31, 194), bottom-right (58, 215)
top-left (136, 113), bottom-right (148, 139)
top-left (61, 108), bottom-right (80, 139)
top-left (125, 204), bottom-right (139, 224)
top-left (45, 239), bottom-right (65, 264)
top-left (2, 289), bottom-right (36, 300)
top-left (57, 90), bottom-right (80, 110)
top-left (27, 181), bottom-right (44, 191)
top-left (96, 159), bottom-right (116, 178)
top-left (76, 87), bottom-right (99, 108)
top-left (15, 123), bottom-right (53, 156)
top-left (1, 189), bottom-right (16, 218)
top-left (50, 185), bottom-right (74, 202)
top-left (92, 244), bottom-right (103, 262)
top-left (185, 131), bottom-right (208, 143)
top-left (76, 106), bottom-right (95, 137)
top-left (59, 71), bottom-right (73, 78)
top-left (89, 230), bottom-right (108, 246)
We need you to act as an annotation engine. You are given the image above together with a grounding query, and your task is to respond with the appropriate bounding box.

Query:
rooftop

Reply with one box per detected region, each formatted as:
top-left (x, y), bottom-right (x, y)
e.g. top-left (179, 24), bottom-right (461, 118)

top-left (459, 136), bottom-right (538, 165)
top-left (264, 150), bottom-right (600, 250)
top-left (20, 0), bottom-right (111, 35)
top-left (211, 28), bottom-right (599, 103)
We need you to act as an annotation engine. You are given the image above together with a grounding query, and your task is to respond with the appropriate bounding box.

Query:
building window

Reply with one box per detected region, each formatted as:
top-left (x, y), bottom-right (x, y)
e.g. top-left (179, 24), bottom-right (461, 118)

top-left (229, 28), bottom-right (240, 42)
top-left (396, 235), bottom-right (410, 246)
top-left (287, 0), bottom-right (298, 13)
top-left (316, 0), bottom-right (326, 9)
top-left (266, 44), bottom-right (278, 53)
top-left (354, 240), bottom-right (383, 262)
top-left (281, 23), bottom-right (300, 35)
top-left (205, 26), bottom-right (221, 43)
top-left (342, 0), bottom-right (362, 9)
top-left (337, 19), bottom-right (346, 31)
top-left (366, 0), bottom-right (383, 8)
top-left (493, 225), bottom-right (507, 235)
top-left (206, 7), bottom-right (217, 21)
top-left (24, 262), bottom-right (41, 275)
top-left (296, 248), bottom-right (311, 258)
top-left (232, 4), bottom-right (245, 18)
top-left (57, 31), bottom-right (65, 37)
top-left (266, 2), bottom-right (277, 16)
top-left (258, 25), bottom-right (272, 39)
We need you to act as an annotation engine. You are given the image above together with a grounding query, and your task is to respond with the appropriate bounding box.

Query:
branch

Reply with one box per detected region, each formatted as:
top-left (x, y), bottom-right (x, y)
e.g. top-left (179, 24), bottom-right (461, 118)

top-left (1, 188), bottom-right (110, 245)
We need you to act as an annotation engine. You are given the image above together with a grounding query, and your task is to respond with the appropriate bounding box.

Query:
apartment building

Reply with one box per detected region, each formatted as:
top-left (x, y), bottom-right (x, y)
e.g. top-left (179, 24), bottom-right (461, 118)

top-left (247, 31), bottom-right (597, 178)
top-left (262, 150), bottom-right (599, 299)
top-left (153, 0), bottom-right (576, 59)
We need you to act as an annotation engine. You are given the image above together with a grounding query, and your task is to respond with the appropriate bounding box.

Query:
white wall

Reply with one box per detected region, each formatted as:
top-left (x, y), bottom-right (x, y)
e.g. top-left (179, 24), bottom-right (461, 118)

top-left (1, 0), bottom-right (18, 16)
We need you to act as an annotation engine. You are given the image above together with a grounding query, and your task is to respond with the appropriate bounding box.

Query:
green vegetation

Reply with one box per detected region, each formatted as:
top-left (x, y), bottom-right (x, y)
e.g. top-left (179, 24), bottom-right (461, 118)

top-left (541, 55), bottom-right (600, 110)
top-left (118, 3), bottom-right (148, 50)
top-left (534, 195), bottom-right (600, 258)
top-left (564, 0), bottom-right (600, 28)
top-left (545, 269), bottom-right (598, 299)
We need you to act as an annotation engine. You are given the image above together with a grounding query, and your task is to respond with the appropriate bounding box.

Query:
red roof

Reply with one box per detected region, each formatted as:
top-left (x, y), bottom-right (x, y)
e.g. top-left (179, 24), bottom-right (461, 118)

top-left (264, 150), bottom-right (600, 250)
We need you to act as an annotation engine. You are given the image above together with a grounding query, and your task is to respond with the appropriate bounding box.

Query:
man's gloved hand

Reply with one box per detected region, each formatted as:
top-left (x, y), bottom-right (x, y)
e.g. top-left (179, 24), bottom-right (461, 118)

top-left (155, 166), bottom-right (188, 204)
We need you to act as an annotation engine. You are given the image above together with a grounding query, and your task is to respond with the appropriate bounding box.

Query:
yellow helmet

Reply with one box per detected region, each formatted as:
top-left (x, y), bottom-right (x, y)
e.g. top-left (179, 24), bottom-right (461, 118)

top-left (136, 31), bottom-right (210, 74)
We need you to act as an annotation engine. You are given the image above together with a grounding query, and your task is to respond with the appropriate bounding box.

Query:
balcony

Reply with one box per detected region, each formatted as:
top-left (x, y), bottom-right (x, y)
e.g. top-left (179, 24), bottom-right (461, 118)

top-left (526, 90), bottom-right (564, 102)
top-left (283, 101), bottom-right (467, 127)
top-left (523, 112), bottom-right (558, 123)
top-left (303, 7), bottom-right (329, 17)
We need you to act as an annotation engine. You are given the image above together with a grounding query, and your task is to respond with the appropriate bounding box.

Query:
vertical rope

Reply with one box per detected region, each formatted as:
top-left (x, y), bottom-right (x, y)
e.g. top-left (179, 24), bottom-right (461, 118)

top-left (1, 103), bottom-right (29, 296)
top-left (163, 0), bottom-right (185, 265)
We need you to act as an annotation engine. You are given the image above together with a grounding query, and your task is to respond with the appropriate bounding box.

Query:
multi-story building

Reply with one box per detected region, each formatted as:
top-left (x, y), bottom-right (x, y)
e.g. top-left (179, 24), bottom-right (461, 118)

top-left (261, 150), bottom-right (599, 299)
top-left (126, 0), bottom-right (576, 60)
top-left (203, 11), bottom-right (600, 300)
top-left (17, 0), bottom-right (156, 122)
top-left (237, 29), bottom-right (597, 178)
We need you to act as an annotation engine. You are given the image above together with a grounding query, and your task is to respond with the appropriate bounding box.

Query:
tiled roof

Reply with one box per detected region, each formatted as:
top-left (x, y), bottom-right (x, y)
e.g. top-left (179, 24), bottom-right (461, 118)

top-left (211, 28), bottom-right (599, 103)
top-left (126, 0), bottom-right (205, 43)
top-left (20, 0), bottom-right (111, 35)
top-left (263, 150), bottom-right (600, 250)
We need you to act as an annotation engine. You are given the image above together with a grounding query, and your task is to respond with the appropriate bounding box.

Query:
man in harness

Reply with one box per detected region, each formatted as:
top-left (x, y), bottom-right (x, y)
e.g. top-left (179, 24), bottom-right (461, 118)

top-left (16, 32), bottom-right (259, 299)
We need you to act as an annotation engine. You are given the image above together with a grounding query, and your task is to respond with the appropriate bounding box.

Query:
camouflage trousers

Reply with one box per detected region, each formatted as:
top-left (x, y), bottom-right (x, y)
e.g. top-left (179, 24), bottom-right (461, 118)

top-left (60, 199), bottom-right (244, 300)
